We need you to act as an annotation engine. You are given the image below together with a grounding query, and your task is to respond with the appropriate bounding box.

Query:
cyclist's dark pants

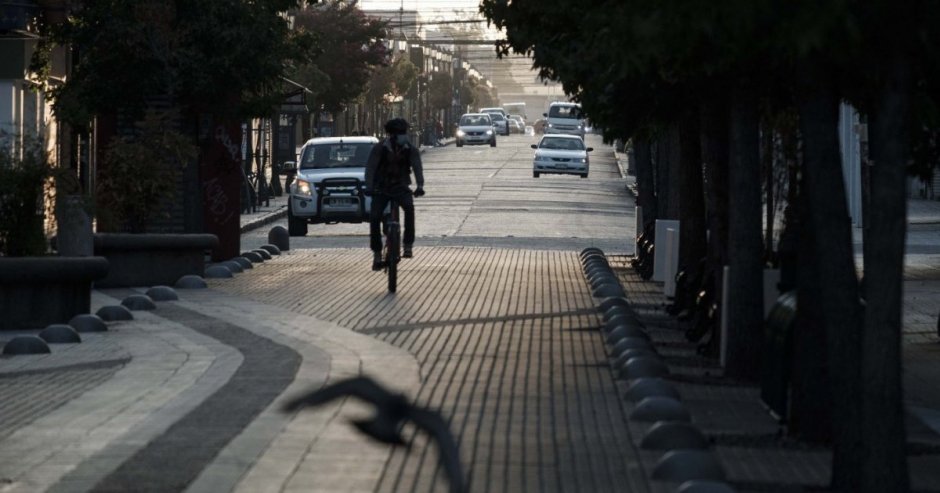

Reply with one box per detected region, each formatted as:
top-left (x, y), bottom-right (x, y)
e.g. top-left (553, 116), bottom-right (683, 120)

top-left (370, 189), bottom-right (415, 253)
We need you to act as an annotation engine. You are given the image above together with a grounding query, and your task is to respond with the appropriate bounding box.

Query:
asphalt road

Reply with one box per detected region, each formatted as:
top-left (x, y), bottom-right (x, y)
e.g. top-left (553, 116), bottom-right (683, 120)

top-left (243, 133), bottom-right (636, 253)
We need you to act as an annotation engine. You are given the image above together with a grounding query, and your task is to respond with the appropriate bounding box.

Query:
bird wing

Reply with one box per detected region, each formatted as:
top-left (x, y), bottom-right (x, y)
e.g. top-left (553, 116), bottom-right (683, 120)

top-left (408, 407), bottom-right (467, 493)
top-left (282, 376), bottom-right (392, 412)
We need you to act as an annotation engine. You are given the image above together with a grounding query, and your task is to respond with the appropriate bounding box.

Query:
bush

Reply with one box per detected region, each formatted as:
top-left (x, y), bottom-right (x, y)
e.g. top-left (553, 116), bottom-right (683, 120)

top-left (0, 141), bottom-right (51, 256)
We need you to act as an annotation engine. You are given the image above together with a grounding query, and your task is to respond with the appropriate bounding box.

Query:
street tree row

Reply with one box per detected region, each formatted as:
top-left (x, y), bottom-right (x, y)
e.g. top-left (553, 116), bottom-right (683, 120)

top-left (481, 1), bottom-right (940, 491)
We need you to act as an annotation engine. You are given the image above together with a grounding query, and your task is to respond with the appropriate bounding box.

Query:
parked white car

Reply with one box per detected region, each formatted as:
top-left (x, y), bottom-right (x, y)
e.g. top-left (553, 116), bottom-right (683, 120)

top-left (283, 136), bottom-right (378, 236)
top-left (531, 134), bottom-right (593, 179)
top-left (456, 113), bottom-right (497, 147)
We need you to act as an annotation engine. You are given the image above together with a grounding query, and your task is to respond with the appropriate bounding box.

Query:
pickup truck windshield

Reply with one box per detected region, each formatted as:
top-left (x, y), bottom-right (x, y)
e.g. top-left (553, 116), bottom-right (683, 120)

top-left (301, 143), bottom-right (374, 169)
top-left (548, 105), bottom-right (582, 119)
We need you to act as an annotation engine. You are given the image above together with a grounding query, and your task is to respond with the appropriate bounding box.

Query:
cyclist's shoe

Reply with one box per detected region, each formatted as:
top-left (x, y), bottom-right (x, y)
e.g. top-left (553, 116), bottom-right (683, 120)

top-left (403, 245), bottom-right (413, 258)
top-left (372, 251), bottom-right (383, 271)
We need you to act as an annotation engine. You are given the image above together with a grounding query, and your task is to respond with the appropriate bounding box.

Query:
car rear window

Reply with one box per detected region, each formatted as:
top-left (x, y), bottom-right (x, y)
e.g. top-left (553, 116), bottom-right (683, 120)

top-left (300, 143), bottom-right (374, 169)
top-left (540, 137), bottom-right (584, 150)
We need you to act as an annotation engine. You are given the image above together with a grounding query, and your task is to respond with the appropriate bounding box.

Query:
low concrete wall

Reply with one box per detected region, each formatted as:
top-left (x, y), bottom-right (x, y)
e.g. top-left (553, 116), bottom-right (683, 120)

top-left (0, 257), bottom-right (109, 330)
top-left (94, 234), bottom-right (219, 288)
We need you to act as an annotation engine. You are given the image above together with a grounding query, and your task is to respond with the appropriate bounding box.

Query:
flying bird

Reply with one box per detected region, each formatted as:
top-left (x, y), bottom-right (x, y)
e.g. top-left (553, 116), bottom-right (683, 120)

top-left (283, 376), bottom-right (467, 493)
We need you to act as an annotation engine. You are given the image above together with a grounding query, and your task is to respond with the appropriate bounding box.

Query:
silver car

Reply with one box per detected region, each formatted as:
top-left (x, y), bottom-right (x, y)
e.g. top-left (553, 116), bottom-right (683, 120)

top-left (531, 134), bottom-right (593, 179)
top-left (456, 113), bottom-right (497, 147)
top-left (283, 136), bottom-right (378, 236)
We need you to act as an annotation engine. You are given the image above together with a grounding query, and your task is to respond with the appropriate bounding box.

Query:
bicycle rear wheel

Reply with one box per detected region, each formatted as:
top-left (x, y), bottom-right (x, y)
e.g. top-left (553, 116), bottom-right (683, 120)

top-left (387, 224), bottom-right (400, 293)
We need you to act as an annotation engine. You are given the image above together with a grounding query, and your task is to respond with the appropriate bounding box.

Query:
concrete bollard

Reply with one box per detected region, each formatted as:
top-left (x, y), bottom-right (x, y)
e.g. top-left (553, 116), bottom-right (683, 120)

top-left (268, 226), bottom-right (290, 251)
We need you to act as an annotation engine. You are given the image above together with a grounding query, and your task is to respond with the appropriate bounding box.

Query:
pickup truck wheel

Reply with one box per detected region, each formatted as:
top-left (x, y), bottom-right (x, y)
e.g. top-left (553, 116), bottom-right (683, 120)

top-left (287, 204), bottom-right (308, 236)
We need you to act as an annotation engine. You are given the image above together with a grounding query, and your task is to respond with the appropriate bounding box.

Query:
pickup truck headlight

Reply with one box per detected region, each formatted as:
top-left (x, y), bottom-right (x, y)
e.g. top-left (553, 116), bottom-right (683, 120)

top-left (456, 129), bottom-right (466, 137)
top-left (295, 179), bottom-right (312, 196)
top-left (534, 154), bottom-right (550, 162)
top-left (573, 158), bottom-right (586, 164)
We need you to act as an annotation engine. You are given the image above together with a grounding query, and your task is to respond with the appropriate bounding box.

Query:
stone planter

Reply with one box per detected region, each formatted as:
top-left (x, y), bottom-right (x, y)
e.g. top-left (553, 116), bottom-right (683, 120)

top-left (0, 257), bottom-right (109, 331)
top-left (93, 234), bottom-right (219, 288)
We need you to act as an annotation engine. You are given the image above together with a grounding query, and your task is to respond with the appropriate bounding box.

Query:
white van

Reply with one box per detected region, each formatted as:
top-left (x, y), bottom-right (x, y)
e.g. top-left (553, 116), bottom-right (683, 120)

top-left (543, 102), bottom-right (585, 138)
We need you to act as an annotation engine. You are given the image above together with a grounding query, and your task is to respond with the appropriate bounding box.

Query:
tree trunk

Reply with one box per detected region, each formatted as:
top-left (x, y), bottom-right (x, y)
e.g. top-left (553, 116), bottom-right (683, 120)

top-left (788, 148), bottom-right (834, 444)
top-left (678, 110), bottom-right (707, 301)
top-left (656, 124), bottom-right (681, 220)
top-left (860, 56), bottom-right (911, 493)
top-left (798, 81), bottom-right (863, 493)
top-left (633, 135), bottom-right (657, 234)
top-left (725, 87), bottom-right (764, 379)
top-left (701, 100), bottom-right (731, 330)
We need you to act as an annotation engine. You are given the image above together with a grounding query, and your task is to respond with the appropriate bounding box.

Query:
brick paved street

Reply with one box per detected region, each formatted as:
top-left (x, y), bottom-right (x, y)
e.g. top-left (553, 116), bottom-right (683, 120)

top-left (212, 247), bottom-right (647, 492)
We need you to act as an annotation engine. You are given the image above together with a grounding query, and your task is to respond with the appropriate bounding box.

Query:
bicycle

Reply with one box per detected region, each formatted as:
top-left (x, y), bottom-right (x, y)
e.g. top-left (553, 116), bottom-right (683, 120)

top-left (380, 193), bottom-right (402, 293)
top-left (374, 188), bottom-right (422, 293)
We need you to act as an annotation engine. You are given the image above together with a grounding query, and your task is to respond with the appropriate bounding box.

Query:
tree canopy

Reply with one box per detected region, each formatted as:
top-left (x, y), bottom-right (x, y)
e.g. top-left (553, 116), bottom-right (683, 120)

top-left (37, 0), bottom-right (319, 126)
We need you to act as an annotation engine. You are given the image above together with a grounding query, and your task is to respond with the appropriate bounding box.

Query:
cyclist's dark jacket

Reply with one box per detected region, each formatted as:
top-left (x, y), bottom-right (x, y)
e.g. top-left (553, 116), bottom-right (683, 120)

top-left (365, 137), bottom-right (424, 192)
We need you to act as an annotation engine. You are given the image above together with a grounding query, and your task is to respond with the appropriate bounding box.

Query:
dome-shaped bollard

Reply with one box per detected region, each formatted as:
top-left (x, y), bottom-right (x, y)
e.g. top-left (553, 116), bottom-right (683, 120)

top-left (598, 297), bottom-right (631, 313)
top-left (630, 396), bottom-right (691, 422)
top-left (610, 336), bottom-right (653, 356)
top-left (588, 269), bottom-right (616, 283)
top-left (624, 377), bottom-right (681, 403)
top-left (122, 294), bottom-right (156, 311)
top-left (146, 286), bottom-right (179, 301)
top-left (615, 349), bottom-right (660, 373)
top-left (605, 325), bottom-right (649, 344)
top-left (651, 450), bottom-right (726, 482)
top-left (620, 355), bottom-right (669, 379)
top-left (205, 265), bottom-right (233, 279)
top-left (640, 422), bottom-right (709, 450)
top-left (2, 335), bottom-right (51, 355)
top-left (593, 283), bottom-right (624, 298)
top-left (676, 480), bottom-right (737, 493)
top-left (260, 244), bottom-right (281, 256)
top-left (604, 314), bottom-right (646, 334)
top-left (253, 249), bottom-right (272, 260)
top-left (176, 275), bottom-right (208, 289)
top-left (39, 324), bottom-right (82, 344)
top-left (97, 305), bottom-right (134, 321)
top-left (221, 260), bottom-right (243, 273)
top-left (580, 247), bottom-right (603, 258)
top-left (69, 314), bottom-right (108, 332)
top-left (603, 307), bottom-right (641, 326)
top-left (231, 257), bottom-right (254, 269)
top-left (241, 251), bottom-right (264, 263)
top-left (268, 225), bottom-right (290, 251)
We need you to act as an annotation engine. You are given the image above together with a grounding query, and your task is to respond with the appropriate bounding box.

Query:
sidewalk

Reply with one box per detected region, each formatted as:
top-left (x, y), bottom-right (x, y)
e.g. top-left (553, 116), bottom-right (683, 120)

top-left (610, 255), bottom-right (940, 492)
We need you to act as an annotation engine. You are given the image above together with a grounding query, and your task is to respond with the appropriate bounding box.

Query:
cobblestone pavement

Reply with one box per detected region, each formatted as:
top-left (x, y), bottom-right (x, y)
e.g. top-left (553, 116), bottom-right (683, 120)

top-left (212, 247), bottom-right (648, 493)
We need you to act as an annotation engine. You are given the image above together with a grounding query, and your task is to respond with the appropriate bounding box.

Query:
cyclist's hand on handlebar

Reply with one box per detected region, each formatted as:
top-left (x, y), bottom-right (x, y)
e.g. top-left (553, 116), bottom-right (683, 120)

top-left (413, 187), bottom-right (425, 197)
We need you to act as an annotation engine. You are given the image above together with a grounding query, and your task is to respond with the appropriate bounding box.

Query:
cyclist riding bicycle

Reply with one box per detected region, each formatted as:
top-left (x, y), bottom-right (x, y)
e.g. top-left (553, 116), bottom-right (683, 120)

top-left (364, 118), bottom-right (425, 271)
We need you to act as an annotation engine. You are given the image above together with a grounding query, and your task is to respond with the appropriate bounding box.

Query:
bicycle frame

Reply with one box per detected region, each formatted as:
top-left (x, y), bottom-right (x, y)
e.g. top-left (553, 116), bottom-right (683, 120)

top-left (382, 196), bottom-right (401, 292)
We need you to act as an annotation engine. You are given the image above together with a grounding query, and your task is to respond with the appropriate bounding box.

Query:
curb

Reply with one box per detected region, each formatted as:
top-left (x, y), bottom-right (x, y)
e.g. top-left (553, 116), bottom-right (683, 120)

top-left (578, 248), bottom-right (736, 492)
top-left (240, 206), bottom-right (287, 234)
top-left (614, 150), bottom-right (638, 198)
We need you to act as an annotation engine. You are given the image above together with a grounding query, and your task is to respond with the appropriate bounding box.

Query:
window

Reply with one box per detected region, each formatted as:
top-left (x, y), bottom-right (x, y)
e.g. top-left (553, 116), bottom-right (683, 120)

top-left (548, 105), bottom-right (582, 119)
top-left (301, 143), bottom-right (373, 169)
top-left (460, 115), bottom-right (491, 126)
top-left (540, 137), bottom-right (584, 150)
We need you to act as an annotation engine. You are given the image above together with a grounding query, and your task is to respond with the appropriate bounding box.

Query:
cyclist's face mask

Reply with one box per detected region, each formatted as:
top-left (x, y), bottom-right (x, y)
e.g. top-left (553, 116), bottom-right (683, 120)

top-left (394, 134), bottom-right (408, 146)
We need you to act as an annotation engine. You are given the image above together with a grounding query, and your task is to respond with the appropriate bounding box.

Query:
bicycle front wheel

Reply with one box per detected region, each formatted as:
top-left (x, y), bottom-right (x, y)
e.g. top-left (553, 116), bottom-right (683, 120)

top-left (387, 225), bottom-right (400, 293)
